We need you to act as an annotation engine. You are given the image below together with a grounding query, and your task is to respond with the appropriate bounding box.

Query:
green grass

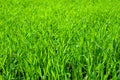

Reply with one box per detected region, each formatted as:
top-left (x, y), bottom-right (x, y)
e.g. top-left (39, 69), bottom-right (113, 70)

top-left (0, 0), bottom-right (120, 80)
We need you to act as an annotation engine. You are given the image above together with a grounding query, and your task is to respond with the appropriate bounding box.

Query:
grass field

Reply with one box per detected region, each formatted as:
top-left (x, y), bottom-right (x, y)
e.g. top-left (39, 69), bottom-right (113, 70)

top-left (0, 0), bottom-right (120, 80)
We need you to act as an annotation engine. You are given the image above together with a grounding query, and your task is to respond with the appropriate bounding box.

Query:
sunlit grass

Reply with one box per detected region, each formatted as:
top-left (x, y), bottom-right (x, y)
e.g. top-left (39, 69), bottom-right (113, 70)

top-left (0, 0), bottom-right (120, 80)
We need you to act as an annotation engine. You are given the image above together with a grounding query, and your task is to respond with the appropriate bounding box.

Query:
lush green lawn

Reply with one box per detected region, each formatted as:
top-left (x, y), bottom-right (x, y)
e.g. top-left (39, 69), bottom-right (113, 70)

top-left (0, 0), bottom-right (120, 80)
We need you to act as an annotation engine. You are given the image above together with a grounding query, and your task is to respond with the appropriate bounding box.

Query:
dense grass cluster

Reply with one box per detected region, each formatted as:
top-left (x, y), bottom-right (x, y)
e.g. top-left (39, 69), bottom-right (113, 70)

top-left (0, 0), bottom-right (120, 80)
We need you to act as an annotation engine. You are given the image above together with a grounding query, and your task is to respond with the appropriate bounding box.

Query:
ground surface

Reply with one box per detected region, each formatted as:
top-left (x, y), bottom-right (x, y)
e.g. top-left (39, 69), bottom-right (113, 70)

top-left (0, 0), bottom-right (120, 80)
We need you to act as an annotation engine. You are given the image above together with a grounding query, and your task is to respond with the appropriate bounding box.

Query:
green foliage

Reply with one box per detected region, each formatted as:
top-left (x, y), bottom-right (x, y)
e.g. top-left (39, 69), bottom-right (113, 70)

top-left (0, 0), bottom-right (120, 80)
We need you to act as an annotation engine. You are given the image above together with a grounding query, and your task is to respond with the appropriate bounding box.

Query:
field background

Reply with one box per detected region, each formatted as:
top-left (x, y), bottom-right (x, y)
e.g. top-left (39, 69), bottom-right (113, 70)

top-left (0, 0), bottom-right (120, 80)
